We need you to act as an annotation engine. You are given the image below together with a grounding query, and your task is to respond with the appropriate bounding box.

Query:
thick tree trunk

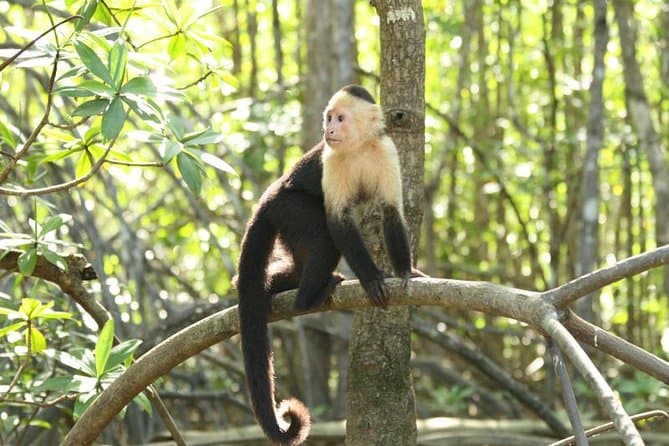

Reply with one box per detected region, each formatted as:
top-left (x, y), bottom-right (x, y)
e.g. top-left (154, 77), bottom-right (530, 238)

top-left (346, 2), bottom-right (425, 445)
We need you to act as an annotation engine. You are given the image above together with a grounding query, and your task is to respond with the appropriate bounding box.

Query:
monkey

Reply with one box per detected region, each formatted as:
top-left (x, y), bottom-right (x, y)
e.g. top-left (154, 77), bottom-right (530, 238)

top-left (235, 84), bottom-right (413, 445)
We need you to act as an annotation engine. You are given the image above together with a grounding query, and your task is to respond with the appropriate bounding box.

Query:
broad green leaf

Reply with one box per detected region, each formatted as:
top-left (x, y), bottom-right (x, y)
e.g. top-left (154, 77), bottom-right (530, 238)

top-left (101, 96), bottom-right (126, 141)
top-left (182, 128), bottom-right (222, 145)
top-left (53, 85), bottom-right (96, 98)
top-left (39, 215), bottom-right (64, 237)
top-left (40, 148), bottom-right (83, 163)
top-left (167, 115), bottom-right (186, 139)
top-left (27, 326), bottom-right (47, 353)
top-left (0, 120), bottom-right (17, 146)
top-left (95, 319), bottom-right (114, 377)
top-left (167, 33), bottom-right (186, 60)
top-left (122, 96), bottom-right (162, 123)
top-left (77, 80), bottom-right (115, 97)
top-left (107, 338), bottom-right (142, 370)
top-left (74, 41), bottom-right (113, 86)
top-left (0, 305), bottom-right (18, 316)
top-left (75, 151), bottom-right (92, 179)
top-left (108, 39), bottom-right (127, 89)
top-left (17, 247), bottom-right (37, 275)
top-left (41, 248), bottom-right (67, 271)
top-left (0, 238), bottom-right (33, 249)
top-left (177, 152), bottom-right (202, 195)
top-left (72, 98), bottom-right (109, 118)
top-left (48, 349), bottom-right (86, 372)
top-left (0, 321), bottom-right (26, 337)
top-left (34, 375), bottom-right (95, 393)
top-left (21, 299), bottom-right (52, 319)
top-left (161, 140), bottom-right (182, 163)
top-left (75, 0), bottom-right (98, 32)
top-left (200, 151), bottom-right (236, 175)
top-left (121, 76), bottom-right (156, 96)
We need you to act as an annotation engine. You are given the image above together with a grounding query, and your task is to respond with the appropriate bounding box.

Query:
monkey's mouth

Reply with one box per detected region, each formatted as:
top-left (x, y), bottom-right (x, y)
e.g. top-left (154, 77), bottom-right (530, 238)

top-left (325, 137), bottom-right (342, 145)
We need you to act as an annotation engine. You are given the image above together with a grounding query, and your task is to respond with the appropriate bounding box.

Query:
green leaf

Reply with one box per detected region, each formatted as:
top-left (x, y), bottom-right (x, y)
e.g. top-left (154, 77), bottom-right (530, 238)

top-left (101, 96), bottom-right (126, 141)
top-left (0, 120), bottom-right (17, 146)
top-left (0, 321), bottom-right (27, 337)
top-left (27, 326), bottom-right (47, 353)
top-left (122, 96), bottom-right (162, 123)
top-left (39, 215), bottom-right (64, 237)
top-left (107, 339), bottom-right (142, 370)
top-left (53, 85), bottom-right (96, 98)
top-left (182, 128), bottom-right (222, 146)
top-left (167, 33), bottom-right (186, 60)
top-left (17, 247), bottom-right (37, 275)
top-left (121, 76), bottom-right (157, 96)
top-left (199, 151), bottom-right (236, 175)
top-left (72, 98), bottom-right (109, 118)
top-left (41, 248), bottom-right (67, 271)
top-left (75, 151), bottom-right (92, 179)
top-left (74, 392), bottom-right (98, 420)
top-left (0, 238), bottom-right (33, 249)
top-left (75, 0), bottom-right (98, 32)
top-left (21, 299), bottom-right (52, 319)
top-left (74, 41), bottom-right (113, 86)
top-left (95, 319), bottom-right (114, 377)
top-left (108, 39), bottom-right (127, 89)
top-left (49, 349), bottom-right (87, 372)
top-left (133, 391), bottom-right (152, 415)
top-left (77, 80), bottom-right (116, 97)
top-left (177, 152), bottom-right (202, 195)
top-left (161, 140), bottom-right (182, 163)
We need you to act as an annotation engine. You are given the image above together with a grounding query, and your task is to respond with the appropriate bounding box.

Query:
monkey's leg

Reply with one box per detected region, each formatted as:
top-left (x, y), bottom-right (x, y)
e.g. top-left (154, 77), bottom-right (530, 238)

top-left (293, 237), bottom-right (342, 311)
top-left (266, 259), bottom-right (300, 295)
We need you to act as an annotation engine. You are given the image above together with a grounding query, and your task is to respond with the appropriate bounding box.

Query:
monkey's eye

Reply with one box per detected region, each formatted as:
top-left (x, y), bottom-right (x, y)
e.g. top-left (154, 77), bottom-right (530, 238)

top-left (337, 115), bottom-right (344, 122)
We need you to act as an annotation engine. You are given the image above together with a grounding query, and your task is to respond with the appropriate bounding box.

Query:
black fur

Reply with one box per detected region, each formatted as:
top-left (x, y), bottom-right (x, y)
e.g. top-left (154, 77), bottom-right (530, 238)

top-left (236, 87), bottom-right (412, 445)
top-left (342, 84), bottom-right (376, 104)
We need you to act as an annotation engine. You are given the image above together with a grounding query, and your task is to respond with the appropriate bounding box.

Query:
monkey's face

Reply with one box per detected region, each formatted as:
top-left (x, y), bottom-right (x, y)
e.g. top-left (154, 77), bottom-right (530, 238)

top-left (323, 91), bottom-right (381, 152)
top-left (323, 106), bottom-right (353, 148)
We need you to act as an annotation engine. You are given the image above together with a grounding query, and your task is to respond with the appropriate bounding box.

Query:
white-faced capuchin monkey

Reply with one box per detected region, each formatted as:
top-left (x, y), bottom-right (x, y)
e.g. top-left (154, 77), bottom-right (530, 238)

top-left (236, 85), bottom-right (413, 445)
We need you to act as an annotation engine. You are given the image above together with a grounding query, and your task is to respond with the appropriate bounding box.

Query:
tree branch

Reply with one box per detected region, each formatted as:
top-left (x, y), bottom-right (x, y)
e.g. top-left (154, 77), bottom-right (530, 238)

top-left (61, 243), bottom-right (669, 446)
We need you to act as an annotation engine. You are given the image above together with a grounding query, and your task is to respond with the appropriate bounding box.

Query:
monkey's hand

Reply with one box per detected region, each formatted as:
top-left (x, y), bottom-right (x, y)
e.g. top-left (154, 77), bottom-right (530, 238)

top-left (361, 277), bottom-right (388, 308)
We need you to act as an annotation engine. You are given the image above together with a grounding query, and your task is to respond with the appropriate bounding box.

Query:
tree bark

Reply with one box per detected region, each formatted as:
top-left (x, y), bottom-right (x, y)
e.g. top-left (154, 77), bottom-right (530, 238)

top-left (576, 0), bottom-right (608, 323)
top-left (612, 0), bottom-right (669, 295)
top-left (346, 2), bottom-right (425, 445)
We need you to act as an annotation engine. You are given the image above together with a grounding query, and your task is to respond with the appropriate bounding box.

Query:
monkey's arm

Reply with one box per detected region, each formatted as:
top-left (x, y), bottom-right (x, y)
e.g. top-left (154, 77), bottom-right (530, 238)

top-left (382, 204), bottom-right (412, 286)
top-left (327, 210), bottom-right (388, 306)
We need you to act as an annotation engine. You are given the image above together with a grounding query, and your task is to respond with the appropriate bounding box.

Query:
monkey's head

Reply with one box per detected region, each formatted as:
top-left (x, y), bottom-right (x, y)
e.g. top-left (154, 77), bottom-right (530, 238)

top-left (323, 85), bottom-right (384, 151)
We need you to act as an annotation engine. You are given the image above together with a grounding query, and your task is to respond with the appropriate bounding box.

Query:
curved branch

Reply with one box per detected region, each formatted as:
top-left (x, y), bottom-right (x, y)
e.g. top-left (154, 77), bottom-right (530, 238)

top-left (62, 246), bottom-right (669, 446)
top-left (548, 244), bottom-right (669, 308)
top-left (563, 310), bottom-right (669, 384)
top-left (539, 311), bottom-right (643, 445)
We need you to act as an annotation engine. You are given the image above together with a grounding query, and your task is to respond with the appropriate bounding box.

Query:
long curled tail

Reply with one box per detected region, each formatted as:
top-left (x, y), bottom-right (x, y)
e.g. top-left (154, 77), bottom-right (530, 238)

top-left (237, 213), bottom-right (311, 445)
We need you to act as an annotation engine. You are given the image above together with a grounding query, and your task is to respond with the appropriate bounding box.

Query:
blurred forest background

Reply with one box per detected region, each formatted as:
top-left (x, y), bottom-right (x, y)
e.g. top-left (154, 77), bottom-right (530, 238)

top-left (1, 0), bottom-right (668, 444)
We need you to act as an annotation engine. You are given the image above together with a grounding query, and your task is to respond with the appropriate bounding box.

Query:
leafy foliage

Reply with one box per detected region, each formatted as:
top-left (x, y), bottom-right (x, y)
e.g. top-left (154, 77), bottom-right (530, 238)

top-left (0, 0), bottom-right (668, 443)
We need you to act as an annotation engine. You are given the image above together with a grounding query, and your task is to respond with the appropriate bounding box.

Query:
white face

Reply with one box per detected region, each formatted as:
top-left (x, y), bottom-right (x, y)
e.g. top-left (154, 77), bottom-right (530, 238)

top-left (322, 91), bottom-right (381, 151)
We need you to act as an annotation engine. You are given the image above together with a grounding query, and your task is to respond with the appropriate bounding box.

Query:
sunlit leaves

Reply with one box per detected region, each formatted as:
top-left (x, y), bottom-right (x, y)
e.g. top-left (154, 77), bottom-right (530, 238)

top-left (0, 214), bottom-right (72, 275)
top-left (0, 298), bottom-right (74, 353)
top-left (36, 320), bottom-right (147, 419)
top-left (95, 320), bottom-right (114, 378)
top-left (101, 96), bottom-right (126, 141)
top-left (74, 40), bottom-right (114, 86)
top-left (56, 38), bottom-right (173, 141)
